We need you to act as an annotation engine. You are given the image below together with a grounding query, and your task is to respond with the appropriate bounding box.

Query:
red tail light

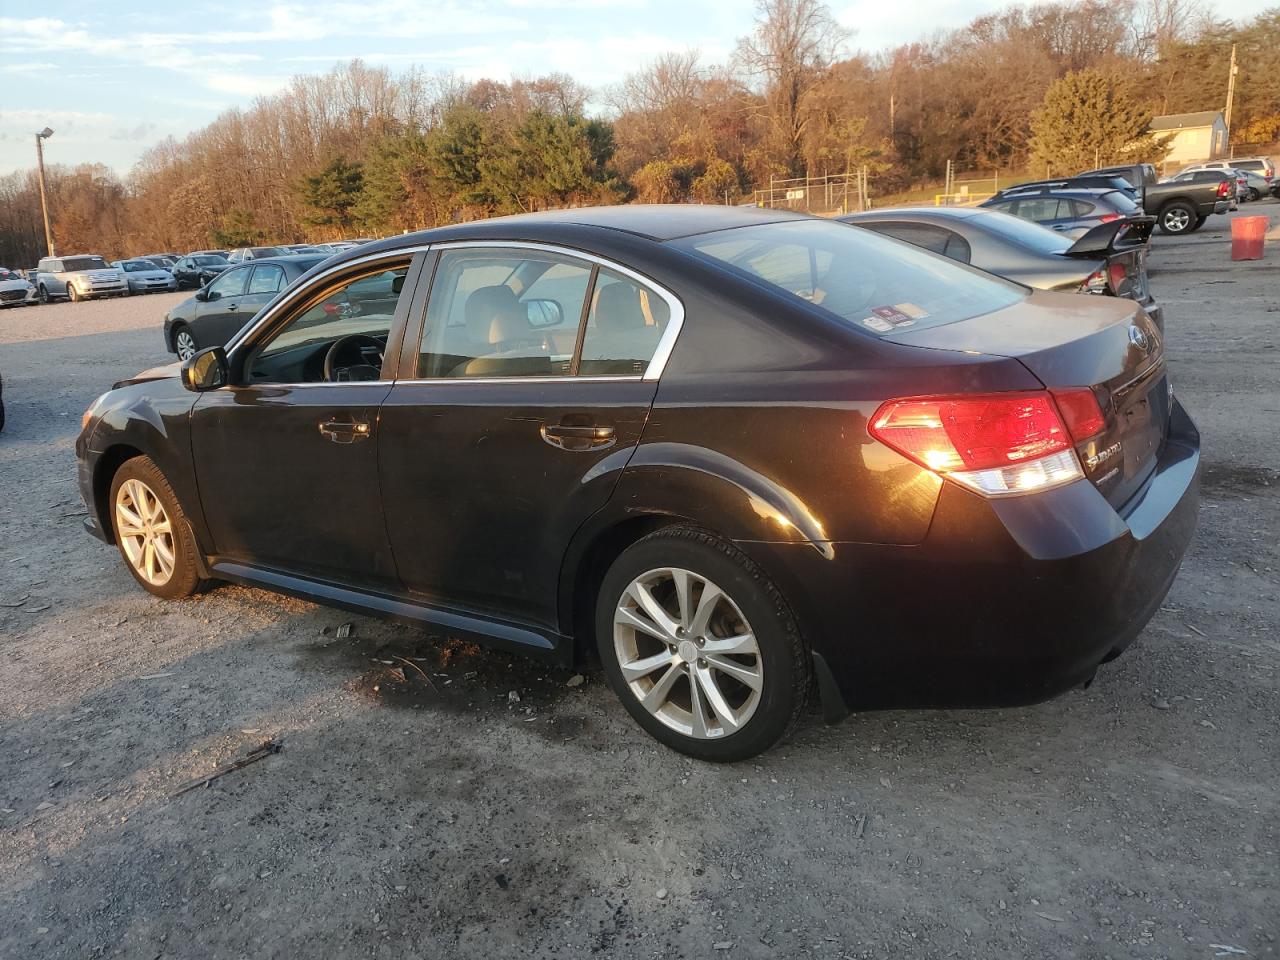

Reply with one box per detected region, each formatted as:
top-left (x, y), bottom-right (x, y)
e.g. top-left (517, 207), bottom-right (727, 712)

top-left (1050, 387), bottom-right (1106, 440)
top-left (1216, 180), bottom-right (1232, 198)
top-left (1106, 262), bottom-right (1128, 294)
top-left (870, 392), bottom-right (1085, 496)
top-left (1099, 213), bottom-right (1122, 223)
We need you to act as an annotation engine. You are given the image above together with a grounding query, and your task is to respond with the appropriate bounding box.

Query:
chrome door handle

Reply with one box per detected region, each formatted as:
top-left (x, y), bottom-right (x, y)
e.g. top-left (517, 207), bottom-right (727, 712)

top-left (319, 419), bottom-right (372, 443)
top-left (541, 422), bottom-right (615, 451)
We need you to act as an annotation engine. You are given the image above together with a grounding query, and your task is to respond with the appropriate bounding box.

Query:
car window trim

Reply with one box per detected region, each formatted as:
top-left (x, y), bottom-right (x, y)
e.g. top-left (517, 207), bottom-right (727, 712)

top-left (401, 240), bottom-right (685, 384)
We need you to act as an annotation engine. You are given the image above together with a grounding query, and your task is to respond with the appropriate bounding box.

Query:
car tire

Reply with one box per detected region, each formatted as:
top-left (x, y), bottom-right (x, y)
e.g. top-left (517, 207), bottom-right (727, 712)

top-left (37, 285), bottom-right (49, 304)
top-left (595, 525), bottom-right (811, 762)
top-left (1158, 201), bottom-right (1196, 235)
top-left (109, 456), bottom-right (205, 600)
top-left (68, 284), bottom-right (81, 303)
top-left (1248, 188), bottom-right (1261, 202)
top-left (173, 325), bottom-right (198, 361)
top-left (1189, 215), bottom-right (1207, 232)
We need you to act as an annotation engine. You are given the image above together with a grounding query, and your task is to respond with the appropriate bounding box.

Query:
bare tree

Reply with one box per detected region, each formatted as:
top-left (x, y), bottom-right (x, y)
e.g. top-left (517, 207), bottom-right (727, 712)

top-left (735, 0), bottom-right (850, 175)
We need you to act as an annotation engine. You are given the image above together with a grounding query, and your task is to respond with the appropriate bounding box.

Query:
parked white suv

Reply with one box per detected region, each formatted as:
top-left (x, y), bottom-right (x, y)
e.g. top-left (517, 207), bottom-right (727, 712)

top-left (1179, 157), bottom-right (1275, 183)
top-left (35, 255), bottom-right (127, 303)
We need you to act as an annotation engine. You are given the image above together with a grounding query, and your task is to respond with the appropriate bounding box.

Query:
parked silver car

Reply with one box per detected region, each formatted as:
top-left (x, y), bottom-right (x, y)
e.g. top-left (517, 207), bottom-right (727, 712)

top-left (112, 258), bottom-right (178, 295)
top-left (0, 267), bottom-right (37, 307)
top-left (35, 255), bottom-right (127, 303)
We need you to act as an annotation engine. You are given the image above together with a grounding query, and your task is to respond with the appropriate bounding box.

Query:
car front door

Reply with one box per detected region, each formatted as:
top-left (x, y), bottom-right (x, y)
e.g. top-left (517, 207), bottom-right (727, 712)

top-left (189, 253), bottom-right (421, 589)
top-left (378, 244), bottom-right (680, 632)
top-left (193, 265), bottom-right (254, 347)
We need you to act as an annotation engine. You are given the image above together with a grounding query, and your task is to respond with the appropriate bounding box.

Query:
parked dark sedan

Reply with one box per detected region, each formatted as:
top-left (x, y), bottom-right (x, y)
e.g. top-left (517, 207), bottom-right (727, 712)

top-left (980, 188), bottom-right (1141, 237)
top-left (171, 254), bottom-right (231, 290)
top-left (840, 206), bottom-right (1162, 330)
top-left (76, 206), bottom-right (1199, 761)
top-left (163, 255), bottom-right (324, 360)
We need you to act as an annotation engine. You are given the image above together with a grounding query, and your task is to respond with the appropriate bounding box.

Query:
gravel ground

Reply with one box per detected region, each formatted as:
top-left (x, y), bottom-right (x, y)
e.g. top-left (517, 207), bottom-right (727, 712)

top-left (1, 207), bottom-right (1277, 959)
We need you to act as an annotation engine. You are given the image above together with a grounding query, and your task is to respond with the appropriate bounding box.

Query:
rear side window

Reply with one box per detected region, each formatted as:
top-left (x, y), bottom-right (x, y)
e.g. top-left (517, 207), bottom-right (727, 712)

top-left (860, 222), bottom-right (971, 264)
top-left (1104, 191), bottom-right (1139, 214)
top-left (248, 264), bottom-right (286, 295)
top-left (1068, 200), bottom-right (1094, 217)
top-left (1235, 160), bottom-right (1265, 172)
top-left (677, 219), bottom-right (1022, 337)
top-left (1013, 197), bottom-right (1066, 221)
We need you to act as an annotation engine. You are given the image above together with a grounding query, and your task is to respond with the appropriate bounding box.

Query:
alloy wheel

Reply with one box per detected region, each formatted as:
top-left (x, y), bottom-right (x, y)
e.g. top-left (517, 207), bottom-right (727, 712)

top-left (115, 478), bottom-right (176, 586)
top-left (174, 329), bottom-right (197, 361)
top-left (1163, 208), bottom-right (1191, 232)
top-left (613, 567), bottom-right (763, 740)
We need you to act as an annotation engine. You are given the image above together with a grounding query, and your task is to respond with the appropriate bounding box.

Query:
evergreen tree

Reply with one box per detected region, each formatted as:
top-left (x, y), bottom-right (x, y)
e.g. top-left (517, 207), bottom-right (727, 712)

top-left (296, 156), bottom-right (365, 233)
top-left (1029, 69), bottom-right (1168, 173)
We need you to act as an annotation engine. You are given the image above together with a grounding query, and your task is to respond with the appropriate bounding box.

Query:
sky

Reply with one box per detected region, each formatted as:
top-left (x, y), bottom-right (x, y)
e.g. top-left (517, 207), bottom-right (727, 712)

top-left (0, 0), bottom-right (1271, 177)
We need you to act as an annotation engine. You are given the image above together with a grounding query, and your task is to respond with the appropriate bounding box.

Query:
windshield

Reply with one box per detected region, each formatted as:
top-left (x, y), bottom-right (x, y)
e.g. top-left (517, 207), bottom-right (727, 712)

top-left (63, 256), bottom-right (108, 271)
top-left (193, 255), bottom-right (226, 266)
top-left (674, 219), bottom-right (1024, 336)
top-left (122, 261), bottom-right (157, 272)
top-left (253, 247), bottom-right (285, 257)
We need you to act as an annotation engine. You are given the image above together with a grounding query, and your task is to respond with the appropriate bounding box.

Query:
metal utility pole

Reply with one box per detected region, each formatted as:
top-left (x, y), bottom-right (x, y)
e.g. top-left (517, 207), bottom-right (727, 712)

top-left (35, 127), bottom-right (55, 257)
top-left (1224, 43), bottom-right (1238, 147)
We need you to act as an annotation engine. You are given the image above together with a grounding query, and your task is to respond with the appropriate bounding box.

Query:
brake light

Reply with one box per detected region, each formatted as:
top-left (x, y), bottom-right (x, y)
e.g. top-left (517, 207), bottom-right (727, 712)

top-left (1106, 262), bottom-right (1128, 294)
top-left (1050, 387), bottom-right (1106, 440)
top-left (1216, 180), bottom-right (1232, 198)
top-left (1099, 213), bottom-right (1122, 223)
top-left (869, 393), bottom-right (1084, 496)
top-left (1081, 269), bottom-right (1107, 294)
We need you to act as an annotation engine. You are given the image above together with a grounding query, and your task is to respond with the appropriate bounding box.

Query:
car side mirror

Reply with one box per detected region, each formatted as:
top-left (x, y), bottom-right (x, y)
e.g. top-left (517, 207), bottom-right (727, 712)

top-left (525, 298), bottom-right (563, 328)
top-left (181, 347), bottom-right (228, 392)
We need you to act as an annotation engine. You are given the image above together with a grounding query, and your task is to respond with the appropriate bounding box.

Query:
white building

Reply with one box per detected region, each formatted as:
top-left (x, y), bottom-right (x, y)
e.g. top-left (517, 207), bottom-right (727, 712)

top-left (1149, 111), bottom-right (1228, 168)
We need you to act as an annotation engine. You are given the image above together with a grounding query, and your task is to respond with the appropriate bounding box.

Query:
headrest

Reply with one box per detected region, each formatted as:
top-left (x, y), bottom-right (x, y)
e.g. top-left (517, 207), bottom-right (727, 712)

top-left (464, 285), bottom-right (525, 344)
top-left (392, 273), bottom-right (405, 295)
top-left (595, 282), bottom-right (647, 333)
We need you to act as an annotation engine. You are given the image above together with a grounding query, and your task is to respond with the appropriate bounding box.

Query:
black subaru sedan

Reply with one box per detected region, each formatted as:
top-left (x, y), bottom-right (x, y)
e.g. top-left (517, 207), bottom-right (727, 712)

top-left (76, 206), bottom-right (1200, 762)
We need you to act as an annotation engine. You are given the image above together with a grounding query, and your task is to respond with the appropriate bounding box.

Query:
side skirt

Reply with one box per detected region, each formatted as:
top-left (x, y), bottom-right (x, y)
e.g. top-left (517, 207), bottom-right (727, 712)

top-left (208, 559), bottom-right (570, 664)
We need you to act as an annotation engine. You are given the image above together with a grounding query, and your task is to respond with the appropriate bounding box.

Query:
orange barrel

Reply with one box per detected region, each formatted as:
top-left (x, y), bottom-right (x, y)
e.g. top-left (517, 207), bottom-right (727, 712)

top-left (1230, 216), bottom-right (1269, 261)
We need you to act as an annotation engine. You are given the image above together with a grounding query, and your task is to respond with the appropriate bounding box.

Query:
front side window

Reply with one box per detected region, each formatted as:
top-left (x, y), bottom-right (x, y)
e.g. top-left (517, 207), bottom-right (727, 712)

top-left (248, 264), bottom-right (285, 295)
top-left (417, 250), bottom-right (592, 379)
top-left (676, 219), bottom-right (1022, 338)
top-left (247, 264), bottom-right (410, 384)
top-left (206, 266), bottom-right (249, 300)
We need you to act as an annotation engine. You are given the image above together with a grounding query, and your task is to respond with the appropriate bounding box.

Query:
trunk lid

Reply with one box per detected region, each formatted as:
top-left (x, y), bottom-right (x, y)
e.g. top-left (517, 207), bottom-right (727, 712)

top-left (1062, 216), bottom-right (1154, 304)
top-left (885, 291), bottom-right (1170, 510)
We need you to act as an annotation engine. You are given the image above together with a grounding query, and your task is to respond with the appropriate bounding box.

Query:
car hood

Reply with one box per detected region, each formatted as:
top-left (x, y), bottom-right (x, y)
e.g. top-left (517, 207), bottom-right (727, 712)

top-left (113, 361), bottom-right (181, 389)
top-left (0, 278), bottom-right (33, 290)
top-left (129, 270), bottom-right (172, 280)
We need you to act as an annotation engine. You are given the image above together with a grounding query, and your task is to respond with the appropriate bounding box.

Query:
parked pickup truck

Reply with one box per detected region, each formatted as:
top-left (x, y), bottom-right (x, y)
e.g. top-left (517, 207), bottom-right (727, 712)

top-left (1078, 164), bottom-right (1232, 235)
top-left (35, 255), bottom-right (128, 303)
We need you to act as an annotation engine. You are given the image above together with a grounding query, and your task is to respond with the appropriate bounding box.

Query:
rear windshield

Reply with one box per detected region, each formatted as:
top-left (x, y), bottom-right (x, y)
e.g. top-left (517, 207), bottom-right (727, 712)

top-left (675, 219), bottom-right (1024, 336)
top-left (1104, 191), bottom-right (1140, 213)
top-left (62, 256), bottom-right (108, 271)
top-left (972, 210), bottom-right (1071, 254)
top-left (1234, 160), bottom-right (1266, 172)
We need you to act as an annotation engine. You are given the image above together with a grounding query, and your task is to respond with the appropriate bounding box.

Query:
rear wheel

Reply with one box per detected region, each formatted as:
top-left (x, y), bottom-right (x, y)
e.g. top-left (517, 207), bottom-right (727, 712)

top-left (596, 526), bottom-right (810, 762)
top-left (1189, 215), bottom-right (1207, 232)
top-left (109, 456), bottom-right (205, 599)
top-left (1158, 201), bottom-right (1196, 236)
top-left (1248, 187), bottom-right (1261, 202)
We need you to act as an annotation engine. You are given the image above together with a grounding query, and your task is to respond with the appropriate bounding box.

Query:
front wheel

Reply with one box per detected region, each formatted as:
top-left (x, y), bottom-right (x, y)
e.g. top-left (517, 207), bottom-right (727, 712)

top-left (173, 324), bottom-right (198, 361)
top-left (596, 526), bottom-right (810, 762)
top-left (68, 284), bottom-right (81, 303)
top-left (37, 285), bottom-right (49, 304)
top-left (1158, 202), bottom-right (1196, 235)
top-left (109, 456), bottom-right (205, 599)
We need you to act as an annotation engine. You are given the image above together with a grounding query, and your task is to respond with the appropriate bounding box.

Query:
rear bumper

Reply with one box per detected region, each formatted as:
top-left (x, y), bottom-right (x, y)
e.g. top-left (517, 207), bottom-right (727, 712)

top-left (740, 399), bottom-right (1200, 717)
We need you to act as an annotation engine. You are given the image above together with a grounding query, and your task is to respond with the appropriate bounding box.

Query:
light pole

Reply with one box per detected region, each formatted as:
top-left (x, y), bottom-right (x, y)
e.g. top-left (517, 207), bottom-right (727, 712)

top-left (35, 127), bottom-right (55, 258)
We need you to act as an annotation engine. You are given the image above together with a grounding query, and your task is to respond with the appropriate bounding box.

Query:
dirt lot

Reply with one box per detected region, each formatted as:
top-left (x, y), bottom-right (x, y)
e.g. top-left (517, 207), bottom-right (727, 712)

top-left (1, 207), bottom-right (1277, 959)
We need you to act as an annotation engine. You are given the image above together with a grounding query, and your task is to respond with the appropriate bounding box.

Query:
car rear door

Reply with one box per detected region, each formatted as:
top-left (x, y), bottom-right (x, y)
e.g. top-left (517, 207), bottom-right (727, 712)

top-left (377, 243), bottom-right (680, 633)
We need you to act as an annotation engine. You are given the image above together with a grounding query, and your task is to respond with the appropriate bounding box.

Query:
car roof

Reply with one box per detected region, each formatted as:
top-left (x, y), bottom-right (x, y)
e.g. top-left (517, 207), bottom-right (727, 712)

top-left (231, 254), bottom-right (327, 266)
top-left (842, 206), bottom-right (983, 222)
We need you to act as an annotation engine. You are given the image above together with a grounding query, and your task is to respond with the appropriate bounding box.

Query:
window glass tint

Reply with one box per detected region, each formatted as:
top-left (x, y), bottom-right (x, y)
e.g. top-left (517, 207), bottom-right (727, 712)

top-left (418, 250), bottom-right (591, 379)
top-left (1013, 197), bottom-right (1063, 222)
top-left (579, 268), bottom-right (671, 376)
top-left (63, 256), bottom-right (107, 271)
top-left (676, 219), bottom-right (1023, 337)
top-left (248, 265), bottom-right (408, 384)
top-left (975, 210), bottom-right (1070, 254)
top-left (1235, 160), bottom-right (1265, 172)
top-left (1105, 191), bottom-right (1139, 213)
top-left (248, 264), bottom-right (285, 295)
top-left (859, 222), bottom-right (972, 264)
top-left (1069, 200), bottom-right (1095, 217)
top-left (206, 266), bottom-right (249, 299)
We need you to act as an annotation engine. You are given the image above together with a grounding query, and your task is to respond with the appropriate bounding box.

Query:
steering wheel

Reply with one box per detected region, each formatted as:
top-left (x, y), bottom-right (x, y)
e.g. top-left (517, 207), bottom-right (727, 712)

top-left (323, 334), bottom-right (384, 382)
